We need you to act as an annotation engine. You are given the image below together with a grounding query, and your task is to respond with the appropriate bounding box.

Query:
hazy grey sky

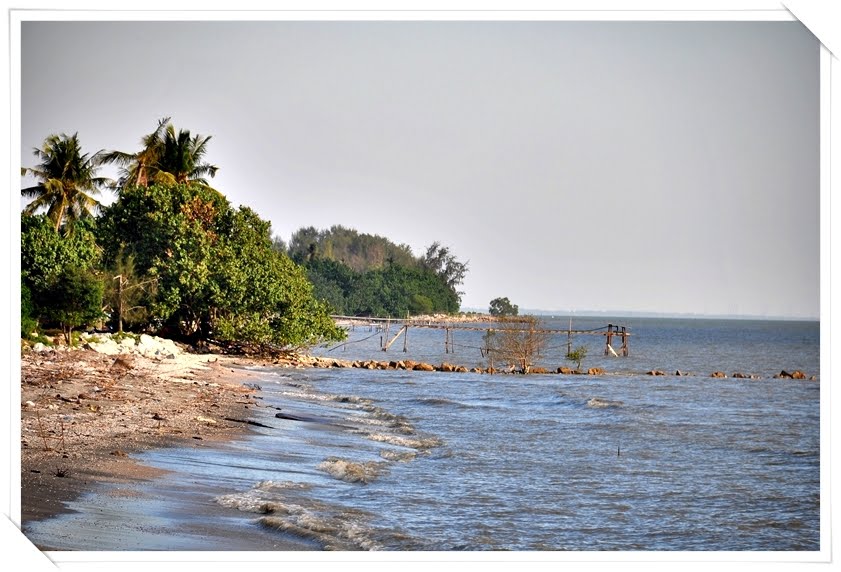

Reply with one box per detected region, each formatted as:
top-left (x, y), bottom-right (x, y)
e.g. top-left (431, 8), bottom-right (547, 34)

top-left (20, 20), bottom-right (819, 318)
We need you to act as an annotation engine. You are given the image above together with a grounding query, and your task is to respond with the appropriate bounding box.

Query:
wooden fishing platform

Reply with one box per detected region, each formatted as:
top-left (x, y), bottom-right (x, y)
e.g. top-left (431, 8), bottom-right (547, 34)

top-left (330, 315), bottom-right (631, 356)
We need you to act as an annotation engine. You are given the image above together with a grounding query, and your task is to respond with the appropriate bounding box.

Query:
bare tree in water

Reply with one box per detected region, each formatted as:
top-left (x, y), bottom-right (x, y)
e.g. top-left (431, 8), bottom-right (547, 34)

top-left (484, 316), bottom-right (549, 374)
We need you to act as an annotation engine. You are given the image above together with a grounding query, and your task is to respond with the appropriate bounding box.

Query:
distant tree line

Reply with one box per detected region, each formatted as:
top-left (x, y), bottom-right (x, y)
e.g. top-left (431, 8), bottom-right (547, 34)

top-left (20, 120), bottom-right (344, 350)
top-left (278, 226), bottom-right (468, 317)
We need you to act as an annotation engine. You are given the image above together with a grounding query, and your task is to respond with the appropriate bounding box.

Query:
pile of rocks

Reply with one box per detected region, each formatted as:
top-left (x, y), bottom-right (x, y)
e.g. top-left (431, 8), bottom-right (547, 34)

top-left (28, 333), bottom-right (183, 359)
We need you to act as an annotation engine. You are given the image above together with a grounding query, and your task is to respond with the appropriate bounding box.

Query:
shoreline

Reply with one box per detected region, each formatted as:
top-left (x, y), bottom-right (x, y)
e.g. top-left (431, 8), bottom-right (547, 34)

top-left (19, 343), bottom-right (318, 550)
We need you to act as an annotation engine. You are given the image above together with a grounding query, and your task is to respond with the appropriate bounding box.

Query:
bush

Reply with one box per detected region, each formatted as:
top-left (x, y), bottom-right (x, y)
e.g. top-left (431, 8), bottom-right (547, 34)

top-left (21, 281), bottom-right (38, 338)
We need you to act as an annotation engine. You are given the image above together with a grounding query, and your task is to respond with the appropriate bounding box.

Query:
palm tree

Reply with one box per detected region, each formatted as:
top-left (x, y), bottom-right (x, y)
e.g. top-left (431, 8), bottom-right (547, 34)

top-left (21, 133), bottom-right (111, 233)
top-left (101, 117), bottom-right (169, 189)
top-left (158, 123), bottom-right (219, 186)
top-left (102, 118), bottom-right (219, 190)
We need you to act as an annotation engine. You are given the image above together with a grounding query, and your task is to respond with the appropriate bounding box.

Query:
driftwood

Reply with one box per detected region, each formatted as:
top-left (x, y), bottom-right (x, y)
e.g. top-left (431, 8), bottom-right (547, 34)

top-left (223, 417), bottom-right (274, 429)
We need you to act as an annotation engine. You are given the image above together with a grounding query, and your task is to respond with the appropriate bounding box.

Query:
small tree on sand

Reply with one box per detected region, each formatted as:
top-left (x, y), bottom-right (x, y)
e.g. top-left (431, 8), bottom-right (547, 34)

top-left (43, 267), bottom-right (104, 344)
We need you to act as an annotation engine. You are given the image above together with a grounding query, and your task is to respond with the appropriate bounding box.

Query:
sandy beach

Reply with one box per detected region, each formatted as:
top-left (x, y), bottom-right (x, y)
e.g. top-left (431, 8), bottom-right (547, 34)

top-left (19, 341), bottom-right (318, 550)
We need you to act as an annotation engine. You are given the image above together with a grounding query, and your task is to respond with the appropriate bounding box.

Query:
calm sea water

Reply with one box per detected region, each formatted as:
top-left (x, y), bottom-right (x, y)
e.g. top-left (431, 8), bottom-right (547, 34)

top-left (25, 317), bottom-right (821, 551)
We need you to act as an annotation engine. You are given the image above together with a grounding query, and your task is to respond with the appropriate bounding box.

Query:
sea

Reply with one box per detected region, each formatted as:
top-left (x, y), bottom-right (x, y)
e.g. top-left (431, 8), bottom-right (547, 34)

top-left (23, 316), bottom-right (821, 552)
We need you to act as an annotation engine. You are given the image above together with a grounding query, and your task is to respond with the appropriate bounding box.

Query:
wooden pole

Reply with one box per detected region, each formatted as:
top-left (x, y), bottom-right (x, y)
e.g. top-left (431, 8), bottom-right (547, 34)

top-left (403, 326), bottom-right (409, 352)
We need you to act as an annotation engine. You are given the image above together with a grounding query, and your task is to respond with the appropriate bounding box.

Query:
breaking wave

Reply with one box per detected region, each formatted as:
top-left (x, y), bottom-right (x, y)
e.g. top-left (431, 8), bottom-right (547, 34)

top-left (317, 457), bottom-right (386, 484)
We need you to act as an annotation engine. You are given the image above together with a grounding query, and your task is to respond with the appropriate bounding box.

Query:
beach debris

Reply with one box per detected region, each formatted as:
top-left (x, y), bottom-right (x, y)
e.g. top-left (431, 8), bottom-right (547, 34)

top-left (225, 417), bottom-right (274, 428)
top-left (23, 400), bottom-right (36, 408)
top-left (195, 415), bottom-right (217, 425)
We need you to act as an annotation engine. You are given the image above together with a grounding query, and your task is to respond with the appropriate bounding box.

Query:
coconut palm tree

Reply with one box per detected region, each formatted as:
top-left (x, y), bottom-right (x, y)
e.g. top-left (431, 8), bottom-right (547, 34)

top-left (101, 116), bottom-right (170, 189)
top-left (21, 133), bottom-right (111, 234)
top-left (157, 123), bottom-right (219, 186)
top-left (102, 118), bottom-right (219, 190)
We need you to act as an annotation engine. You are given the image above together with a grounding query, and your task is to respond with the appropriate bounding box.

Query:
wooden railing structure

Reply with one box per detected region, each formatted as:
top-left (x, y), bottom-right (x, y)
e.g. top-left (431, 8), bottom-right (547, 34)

top-left (330, 315), bottom-right (630, 357)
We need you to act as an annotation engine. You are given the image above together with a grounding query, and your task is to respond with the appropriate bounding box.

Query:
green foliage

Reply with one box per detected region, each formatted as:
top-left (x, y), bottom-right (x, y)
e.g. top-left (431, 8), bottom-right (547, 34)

top-left (102, 117), bottom-right (218, 190)
top-left (288, 225), bottom-right (417, 272)
top-left (566, 345), bottom-right (588, 371)
top-left (96, 184), bottom-right (344, 347)
top-left (42, 266), bottom-right (104, 344)
top-left (290, 226), bottom-right (468, 317)
top-left (21, 281), bottom-right (38, 337)
top-left (421, 242), bottom-right (469, 301)
top-left (489, 297), bottom-right (519, 317)
top-left (21, 133), bottom-right (111, 234)
top-left (21, 214), bottom-right (101, 332)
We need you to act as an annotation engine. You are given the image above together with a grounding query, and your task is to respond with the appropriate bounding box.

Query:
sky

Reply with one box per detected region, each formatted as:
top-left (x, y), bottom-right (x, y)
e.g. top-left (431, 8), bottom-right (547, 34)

top-left (19, 19), bottom-right (820, 318)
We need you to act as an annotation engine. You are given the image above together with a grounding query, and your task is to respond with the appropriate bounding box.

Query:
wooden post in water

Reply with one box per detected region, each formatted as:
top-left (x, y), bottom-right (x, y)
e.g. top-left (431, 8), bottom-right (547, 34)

top-left (403, 326), bottom-right (409, 352)
top-left (605, 324), bottom-right (613, 356)
top-left (621, 326), bottom-right (629, 356)
top-left (567, 316), bottom-right (572, 357)
top-left (444, 327), bottom-right (450, 354)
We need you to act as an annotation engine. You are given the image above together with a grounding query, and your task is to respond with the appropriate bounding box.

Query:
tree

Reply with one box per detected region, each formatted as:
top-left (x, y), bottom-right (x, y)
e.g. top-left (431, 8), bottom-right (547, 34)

top-left (96, 183), bottom-right (343, 348)
top-left (485, 316), bottom-right (548, 374)
top-left (489, 297), bottom-right (519, 317)
top-left (101, 117), bottom-right (170, 189)
top-left (102, 118), bottom-right (218, 190)
top-left (421, 242), bottom-right (469, 296)
top-left (566, 346), bottom-right (588, 372)
top-left (21, 133), bottom-right (112, 234)
top-left (104, 248), bottom-right (157, 333)
top-left (42, 266), bottom-right (104, 344)
top-left (21, 213), bottom-right (101, 327)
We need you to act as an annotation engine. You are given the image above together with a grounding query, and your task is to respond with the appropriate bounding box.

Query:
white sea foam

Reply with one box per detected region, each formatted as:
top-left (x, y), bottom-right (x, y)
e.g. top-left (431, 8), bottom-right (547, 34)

top-left (586, 397), bottom-right (624, 408)
top-left (367, 433), bottom-right (443, 449)
top-left (317, 457), bottom-right (386, 484)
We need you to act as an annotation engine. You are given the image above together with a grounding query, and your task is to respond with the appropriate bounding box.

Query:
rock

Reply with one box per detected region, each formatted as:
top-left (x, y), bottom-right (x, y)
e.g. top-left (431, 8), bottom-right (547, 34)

top-left (470, 368), bottom-right (482, 374)
top-left (118, 337), bottom-right (136, 348)
top-left (588, 367), bottom-right (605, 375)
top-left (646, 370), bottom-right (665, 376)
top-left (403, 360), bottom-right (417, 370)
top-left (32, 343), bottom-right (47, 353)
top-left (732, 373), bottom-right (752, 379)
top-left (557, 366), bottom-right (574, 375)
top-left (439, 363), bottom-right (456, 372)
top-left (413, 363), bottom-right (435, 372)
top-left (791, 370), bottom-right (807, 379)
top-left (674, 370), bottom-right (688, 376)
top-left (711, 371), bottom-right (727, 378)
top-left (531, 367), bottom-right (549, 374)
top-left (486, 367), bottom-right (496, 374)
top-left (23, 400), bottom-right (36, 408)
top-left (775, 370), bottom-right (793, 379)
top-left (195, 416), bottom-right (217, 425)
top-left (455, 366), bottom-right (469, 373)
top-left (388, 361), bottom-right (403, 370)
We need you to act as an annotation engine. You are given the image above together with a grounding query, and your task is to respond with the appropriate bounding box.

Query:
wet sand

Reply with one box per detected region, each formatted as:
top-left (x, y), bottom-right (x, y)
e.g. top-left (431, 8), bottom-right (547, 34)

top-left (19, 346), bottom-right (316, 551)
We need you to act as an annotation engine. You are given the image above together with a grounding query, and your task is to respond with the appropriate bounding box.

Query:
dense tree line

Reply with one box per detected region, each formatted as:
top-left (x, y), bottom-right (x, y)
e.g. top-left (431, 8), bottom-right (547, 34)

top-left (20, 121), bottom-right (344, 350)
top-left (283, 227), bottom-right (468, 317)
